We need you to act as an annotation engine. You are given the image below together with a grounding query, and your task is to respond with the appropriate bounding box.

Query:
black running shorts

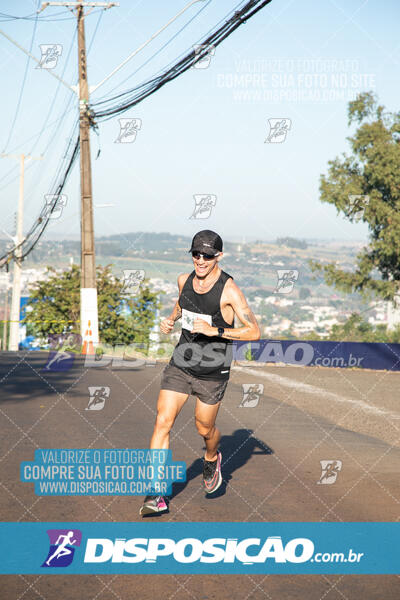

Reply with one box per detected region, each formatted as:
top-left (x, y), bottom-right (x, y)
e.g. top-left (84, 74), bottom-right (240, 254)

top-left (160, 363), bottom-right (228, 405)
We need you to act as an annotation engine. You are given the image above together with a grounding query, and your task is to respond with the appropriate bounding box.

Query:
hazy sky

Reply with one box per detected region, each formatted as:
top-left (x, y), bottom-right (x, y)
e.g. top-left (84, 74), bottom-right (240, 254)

top-left (1, 0), bottom-right (399, 247)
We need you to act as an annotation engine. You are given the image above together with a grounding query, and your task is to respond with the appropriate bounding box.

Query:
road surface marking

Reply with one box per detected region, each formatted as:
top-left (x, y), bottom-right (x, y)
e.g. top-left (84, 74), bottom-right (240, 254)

top-left (233, 367), bottom-right (400, 420)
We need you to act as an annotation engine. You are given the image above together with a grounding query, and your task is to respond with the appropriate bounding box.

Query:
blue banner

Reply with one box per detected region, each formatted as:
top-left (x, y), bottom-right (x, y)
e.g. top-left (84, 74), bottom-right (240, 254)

top-left (0, 522), bottom-right (398, 574)
top-left (20, 449), bottom-right (186, 496)
top-left (234, 339), bottom-right (400, 371)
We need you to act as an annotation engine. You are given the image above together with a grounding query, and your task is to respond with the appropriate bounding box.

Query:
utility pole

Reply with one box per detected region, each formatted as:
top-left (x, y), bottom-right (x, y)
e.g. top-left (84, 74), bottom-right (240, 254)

top-left (77, 3), bottom-right (98, 346)
top-left (40, 2), bottom-right (118, 346)
top-left (1, 153), bottom-right (42, 351)
top-left (1, 0), bottom-right (203, 349)
top-left (2, 271), bottom-right (9, 351)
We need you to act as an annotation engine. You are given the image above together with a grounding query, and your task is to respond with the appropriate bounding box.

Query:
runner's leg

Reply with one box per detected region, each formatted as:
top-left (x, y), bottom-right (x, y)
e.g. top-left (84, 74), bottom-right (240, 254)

top-left (194, 398), bottom-right (221, 460)
top-left (140, 389), bottom-right (189, 515)
top-left (149, 389), bottom-right (189, 450)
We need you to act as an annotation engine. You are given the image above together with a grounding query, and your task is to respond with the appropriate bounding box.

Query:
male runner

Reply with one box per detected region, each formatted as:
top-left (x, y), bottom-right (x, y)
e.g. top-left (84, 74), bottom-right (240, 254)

top-left (140, 230), bottom-right (260, 516)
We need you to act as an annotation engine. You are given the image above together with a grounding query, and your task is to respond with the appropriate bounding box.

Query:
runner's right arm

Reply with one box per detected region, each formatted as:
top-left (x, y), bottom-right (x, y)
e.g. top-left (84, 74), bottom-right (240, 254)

top-left (160, 274), bottom-right (189, 333)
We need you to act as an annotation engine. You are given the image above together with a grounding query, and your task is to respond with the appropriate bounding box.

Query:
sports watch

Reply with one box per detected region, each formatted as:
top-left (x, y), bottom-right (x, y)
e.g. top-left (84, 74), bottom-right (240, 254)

top-left (217, 327), bottom-right (224, 337)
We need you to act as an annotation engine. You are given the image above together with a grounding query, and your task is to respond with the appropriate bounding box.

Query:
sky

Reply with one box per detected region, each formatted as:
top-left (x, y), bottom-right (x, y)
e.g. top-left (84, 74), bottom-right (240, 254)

top-left (0, 0), bottom-right (399, 248)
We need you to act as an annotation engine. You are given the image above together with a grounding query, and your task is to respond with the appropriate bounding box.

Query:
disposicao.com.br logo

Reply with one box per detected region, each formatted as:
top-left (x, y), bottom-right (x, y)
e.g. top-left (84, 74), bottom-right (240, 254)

top-left (82, 536), bottom-right (362, 565)
top-left (33, 525), bottom-right (371, 574)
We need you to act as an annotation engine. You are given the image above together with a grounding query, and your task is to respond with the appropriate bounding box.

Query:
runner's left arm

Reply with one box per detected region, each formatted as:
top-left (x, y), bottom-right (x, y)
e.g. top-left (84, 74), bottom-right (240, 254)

top-left (217, 281), bottom-right (260, 341)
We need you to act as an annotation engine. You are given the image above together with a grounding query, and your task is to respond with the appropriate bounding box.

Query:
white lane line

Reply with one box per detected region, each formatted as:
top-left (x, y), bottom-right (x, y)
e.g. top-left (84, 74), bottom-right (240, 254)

top-left (232, 367), bottom-right (400, 420)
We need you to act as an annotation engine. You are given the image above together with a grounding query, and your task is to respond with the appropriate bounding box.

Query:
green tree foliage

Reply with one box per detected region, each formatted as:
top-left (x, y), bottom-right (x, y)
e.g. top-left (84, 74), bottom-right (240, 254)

top-left (309, 91), bottom-right (400, 302)
top-left (23, 264), bottom-right (160, 346)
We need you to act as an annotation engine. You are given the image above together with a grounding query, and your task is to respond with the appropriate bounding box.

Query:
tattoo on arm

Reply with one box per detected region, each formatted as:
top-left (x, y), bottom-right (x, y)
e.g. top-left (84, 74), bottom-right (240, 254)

top-left (221, 309), bottom-right (259, 341)
top-left (220, 285), bottom-right (260, 340)
top-left (223, 329), bottom-right (248, 340)
top-left (170, 302), bottom-right (182, 322)
top-left (246, 312), bottom-right (260, 328)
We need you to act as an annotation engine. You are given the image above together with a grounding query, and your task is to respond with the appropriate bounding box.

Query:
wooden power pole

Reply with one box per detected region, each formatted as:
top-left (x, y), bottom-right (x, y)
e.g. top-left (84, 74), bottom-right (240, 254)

top-left (40, 2), bottom-right (116, 346)
top-left (4, 1), bottom-right (198, 349)
top-left (77, 3), bottom-right (98, 346)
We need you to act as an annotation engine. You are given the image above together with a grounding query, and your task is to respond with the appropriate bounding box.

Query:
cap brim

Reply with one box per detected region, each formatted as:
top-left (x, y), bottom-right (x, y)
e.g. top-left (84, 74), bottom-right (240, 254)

top-left (189, 247), bottom-right (219, 256)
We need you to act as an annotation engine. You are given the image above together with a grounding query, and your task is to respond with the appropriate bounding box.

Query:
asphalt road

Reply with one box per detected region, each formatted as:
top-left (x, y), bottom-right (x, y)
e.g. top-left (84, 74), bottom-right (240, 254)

top-left (0, 351), bottom-right (399, 599)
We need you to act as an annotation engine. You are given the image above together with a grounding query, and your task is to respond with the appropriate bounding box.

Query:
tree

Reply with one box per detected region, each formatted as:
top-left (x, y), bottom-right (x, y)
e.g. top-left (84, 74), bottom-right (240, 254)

top-left (23, 264), bottom-right (160, 346)
top-left (309, 92), bottom-right (400, 303)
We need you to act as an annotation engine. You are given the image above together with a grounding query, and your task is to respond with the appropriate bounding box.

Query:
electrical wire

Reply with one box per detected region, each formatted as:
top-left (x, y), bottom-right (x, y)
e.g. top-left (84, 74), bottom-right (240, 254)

top-left (94, 0), bottom-right (212, 102)
top-left (19, 136), bottom-right (80, 261)
top-left (0, 4), bottom-right (105, 262)
top-left (0, 131), bottom-right (80, 267)
top-left (0, 25), bottom-right (77, 239)
top-left (29, 24), bottom-right (77, 154)
top-left (92, 0), bottom-right (273, 120)
top-left (0, 100), bottom-right (76, 194)
top-left (2, 0), bottom-right (41, 152)
top-left (88, 9), bottom-right (104, 54)
top-left (1, 4), bottom-right (101, 181)
top-left (95, 0), bottom-right (255, 102)
top-left (0, 9), bottom-right (83, 22)
top-left (0, 9), bottom-right (104, 22)
top-left (0, 0), bottom-right (274, 267)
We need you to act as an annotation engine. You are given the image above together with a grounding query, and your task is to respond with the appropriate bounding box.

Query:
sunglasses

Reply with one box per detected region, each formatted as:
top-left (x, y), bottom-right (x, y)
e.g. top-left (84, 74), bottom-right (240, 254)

top-left (192, 251), bottom-right (219, 260)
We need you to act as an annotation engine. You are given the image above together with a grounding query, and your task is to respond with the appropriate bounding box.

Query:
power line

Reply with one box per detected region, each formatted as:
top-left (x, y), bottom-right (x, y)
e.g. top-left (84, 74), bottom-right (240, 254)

top-left (94, 0), bottom-right (265, 104)
top-left (0, 9), bottom-right (90, 22)
top-left (0, 0), bottom-right (274, 268)
top-left (0, 2), bottom-right (106, 267)
top-left (2, 0), bottom-right (41, 152)
top-left (0, 103), bottom-right (75, 193)
top-left (92, 0), bottom-right (273, 120)
top-left (94, 0), bottom-right (212, 101)
top-left (0, 130), bottom-right (79, 267)
top-left (0, 1), bottom-right (101, 264)
top-left (94, 0), bottom-right (260, 103)
top-left (87, 8), bottom-right (104, 53)
top-left (0, 24), bottom-right (77, 237)
top-left (19, 136), bottom-right (80, 261)
top-left (29, 24), bottom-right (78, 154)
top-left (1, 20), bottom-right (78, 161)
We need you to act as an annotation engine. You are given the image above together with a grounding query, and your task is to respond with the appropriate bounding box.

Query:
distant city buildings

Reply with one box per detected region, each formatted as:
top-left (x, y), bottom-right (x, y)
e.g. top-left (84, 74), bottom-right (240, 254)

top-left (1, 233), bottom-right (400, 342)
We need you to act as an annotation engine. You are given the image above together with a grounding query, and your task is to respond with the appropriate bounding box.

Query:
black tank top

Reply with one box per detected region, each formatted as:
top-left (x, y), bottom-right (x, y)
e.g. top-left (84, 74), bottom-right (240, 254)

top-left (169, 269), bottom-right (234, 381)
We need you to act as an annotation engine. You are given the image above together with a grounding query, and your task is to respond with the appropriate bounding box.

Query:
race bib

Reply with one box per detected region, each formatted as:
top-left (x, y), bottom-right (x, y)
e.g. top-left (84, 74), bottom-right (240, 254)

top-left (181, 308), bottom-right (212, 331)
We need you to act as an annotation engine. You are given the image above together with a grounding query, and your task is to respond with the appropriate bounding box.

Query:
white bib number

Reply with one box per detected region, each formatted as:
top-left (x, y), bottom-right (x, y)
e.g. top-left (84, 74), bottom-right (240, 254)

top-left (181, 308), bottom-right (212, 331)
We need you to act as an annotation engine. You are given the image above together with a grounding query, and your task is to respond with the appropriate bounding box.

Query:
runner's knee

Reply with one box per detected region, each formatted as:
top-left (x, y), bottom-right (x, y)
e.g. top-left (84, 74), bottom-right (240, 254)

top-left (195, 417), bottom-right (214, 438)
top-left (155, 412), bottom-right (175, 433)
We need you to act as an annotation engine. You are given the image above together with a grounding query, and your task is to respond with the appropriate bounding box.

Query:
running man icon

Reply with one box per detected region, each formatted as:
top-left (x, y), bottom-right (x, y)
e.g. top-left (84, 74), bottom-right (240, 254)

top-left (43, 333), bottom-right (80, 372)
top-left (45, 532), bottom-right (76, 566)
top-left (42, 529), bottom-right (82, 568)
top-left (86, 386), bottom-right (110, 410)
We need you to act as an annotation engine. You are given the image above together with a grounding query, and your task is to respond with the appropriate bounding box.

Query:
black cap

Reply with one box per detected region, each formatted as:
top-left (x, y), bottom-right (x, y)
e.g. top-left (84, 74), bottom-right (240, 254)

top-left (189, 230), bottom-right (223, 255)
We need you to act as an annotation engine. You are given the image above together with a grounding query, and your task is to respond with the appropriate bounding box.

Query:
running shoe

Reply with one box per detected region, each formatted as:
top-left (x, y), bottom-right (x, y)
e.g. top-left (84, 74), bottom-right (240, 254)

top-left (139, 495), bottom-right (168, 516)
top-left (203, 450), bottom-right (222, 494)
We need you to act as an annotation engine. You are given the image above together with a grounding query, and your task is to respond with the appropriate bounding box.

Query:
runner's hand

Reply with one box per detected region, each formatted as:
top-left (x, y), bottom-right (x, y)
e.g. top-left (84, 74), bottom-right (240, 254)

top-left (191, 318), bottom-right (214, 336)
top-left (160, 318), bottom-right (174, 334)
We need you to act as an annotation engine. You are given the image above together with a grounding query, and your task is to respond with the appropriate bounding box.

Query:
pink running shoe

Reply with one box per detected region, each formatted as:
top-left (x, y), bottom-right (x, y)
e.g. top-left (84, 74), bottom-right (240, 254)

top-left (203, 451), bottom-right (222, 494)
top-left (139, 495), bottom-right (168, 516)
